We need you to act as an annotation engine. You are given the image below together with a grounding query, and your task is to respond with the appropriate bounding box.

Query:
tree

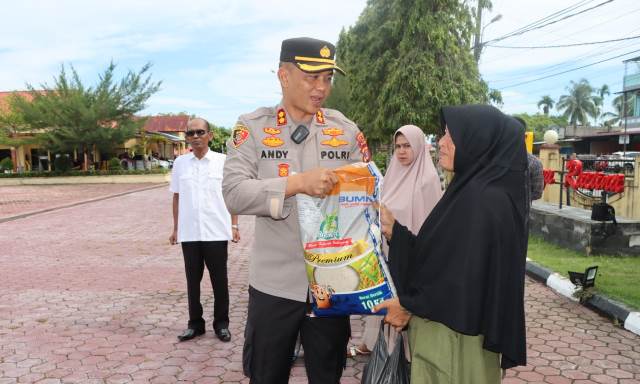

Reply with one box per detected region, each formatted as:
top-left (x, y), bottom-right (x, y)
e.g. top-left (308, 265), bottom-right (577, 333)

top-left (602, 94), bottom-right (636, 128)
top-left (0, 93), bottom-right (40, 148)
top-left (209, 125), bottom-right (231, 153)
top-left (592, 84), bottom-right (610, 125)
top-left (0, 104), bottom-right (28, 147)
top-left (10, 62), bottom-right (161, 170)
top-left (537, 95), bottom-right (555, 116)
top-left (513, 113), bottom-right (568, 142)
top-left (488, 89), bottom-right (503, 107)
top-left (597, 84), bottom-right (610, 100)
top-left (0, 97), bottom-right (39, 172)
top-left (328, 0), bottom-right (488, 146)
top-left (556, 79), bottom-right (597, 127)
top-left (325, 68), bottom-right (353, 118)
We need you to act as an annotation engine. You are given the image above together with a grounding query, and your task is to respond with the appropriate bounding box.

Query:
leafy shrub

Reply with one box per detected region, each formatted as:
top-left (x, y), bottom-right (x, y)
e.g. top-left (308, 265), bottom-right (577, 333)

top-left (0, 157), bottom-right (13, 171)
top-left (108, 157), bottom-right (123, 170)
top-left (372, 151), bottom-right (390, 175)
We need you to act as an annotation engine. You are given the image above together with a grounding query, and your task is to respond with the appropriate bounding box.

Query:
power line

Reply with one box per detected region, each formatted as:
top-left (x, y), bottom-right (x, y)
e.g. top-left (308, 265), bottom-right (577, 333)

top-left (480, 6), bottom-right (640, 66)
top-left (488, 34), bottom-right (640, 49)
top-left (498, 48), bottom-right (640, 89)
top-left (484, 0), bottom-right (615, 45)
top-left (484, 24), bottom-right (640, 83)
top-left (511, 70), bottom-right (622, 98)
top-left (488, 0), bottom-right (593, 43)
top-left (486, 40), bottom-right (640, 83)
top-left (476, 0), bottom-right (594, 57)
top-left (487, 0), bottom-right (611, 44)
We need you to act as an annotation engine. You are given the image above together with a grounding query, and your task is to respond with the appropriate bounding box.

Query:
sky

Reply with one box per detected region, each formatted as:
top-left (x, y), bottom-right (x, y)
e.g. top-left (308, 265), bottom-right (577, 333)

top-left (480, 0), bottom-right (640, 118)
top-left (1, 0), bottom-right (638, 128)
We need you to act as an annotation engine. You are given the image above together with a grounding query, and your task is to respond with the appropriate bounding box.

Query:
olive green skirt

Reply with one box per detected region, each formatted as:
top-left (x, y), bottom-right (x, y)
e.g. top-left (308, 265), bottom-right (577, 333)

top-left (407, 317), bottom-right (501, 384)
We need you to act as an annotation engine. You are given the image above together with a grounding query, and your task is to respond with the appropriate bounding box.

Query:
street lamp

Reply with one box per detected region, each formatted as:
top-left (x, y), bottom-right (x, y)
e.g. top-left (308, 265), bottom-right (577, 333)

top-left (482, 14), bottom-right (503, 40)
top-left (475, 14), bottom-right (502, 62)
top-left (543, 130), bottom-right (559, 146)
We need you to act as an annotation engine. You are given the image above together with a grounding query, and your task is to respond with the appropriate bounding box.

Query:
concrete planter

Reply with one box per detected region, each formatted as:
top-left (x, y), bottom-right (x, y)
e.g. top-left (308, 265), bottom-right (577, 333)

top-left (530, 201), bottom-right (640, 256)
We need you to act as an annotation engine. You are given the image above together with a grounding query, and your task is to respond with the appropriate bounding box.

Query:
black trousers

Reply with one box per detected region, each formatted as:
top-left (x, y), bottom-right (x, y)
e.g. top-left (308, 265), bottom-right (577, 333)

top-left (181, 241), bottom-right (229, 331)
top-left (243, 286), bottom-right (350, 384)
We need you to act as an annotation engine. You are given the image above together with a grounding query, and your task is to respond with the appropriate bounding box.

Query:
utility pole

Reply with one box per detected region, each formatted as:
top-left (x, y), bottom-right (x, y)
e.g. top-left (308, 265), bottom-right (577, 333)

top-left (473, 1), bottom-right (483, 62)
top-left (473, 0), bottom-right (500, 63)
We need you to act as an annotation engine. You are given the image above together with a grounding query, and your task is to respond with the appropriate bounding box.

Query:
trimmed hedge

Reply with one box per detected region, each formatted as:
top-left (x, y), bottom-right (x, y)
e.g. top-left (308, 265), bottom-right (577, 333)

top-left (0, 169), bottom-right (169, 178)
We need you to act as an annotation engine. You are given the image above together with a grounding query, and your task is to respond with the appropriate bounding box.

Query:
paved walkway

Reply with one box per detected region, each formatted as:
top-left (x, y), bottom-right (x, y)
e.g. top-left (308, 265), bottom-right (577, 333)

top-left (0, 186), bottom-right (638, 383)
top-left (0, 184), bottom-right (161, 221)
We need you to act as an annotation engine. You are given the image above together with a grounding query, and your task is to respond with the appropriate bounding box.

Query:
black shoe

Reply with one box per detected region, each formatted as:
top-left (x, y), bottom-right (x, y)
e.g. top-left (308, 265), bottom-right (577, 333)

top-left (215, 328), bottom-right (231, 342)
top-left (177, 328), bottom-right (205, 342)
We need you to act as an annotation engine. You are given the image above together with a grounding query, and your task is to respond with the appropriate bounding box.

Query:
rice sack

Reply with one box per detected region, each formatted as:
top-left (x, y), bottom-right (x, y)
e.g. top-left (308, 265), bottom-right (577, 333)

top-left (297, 162), bottom-right (395, 316)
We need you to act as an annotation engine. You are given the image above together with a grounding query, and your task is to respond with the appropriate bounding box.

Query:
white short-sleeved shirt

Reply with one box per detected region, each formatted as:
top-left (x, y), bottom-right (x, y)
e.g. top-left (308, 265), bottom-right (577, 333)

top-left (170, 150), bottom-right (232, 242)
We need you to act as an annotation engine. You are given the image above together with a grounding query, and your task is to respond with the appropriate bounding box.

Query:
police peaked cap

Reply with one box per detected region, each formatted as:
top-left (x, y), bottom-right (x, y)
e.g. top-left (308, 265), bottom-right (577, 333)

top-left (280, 37), bottom-right (345, 75)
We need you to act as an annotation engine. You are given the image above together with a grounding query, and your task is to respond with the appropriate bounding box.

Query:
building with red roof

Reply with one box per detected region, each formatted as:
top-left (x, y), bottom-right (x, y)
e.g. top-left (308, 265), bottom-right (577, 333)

top-left (0, 91), bottom-right (189, 172)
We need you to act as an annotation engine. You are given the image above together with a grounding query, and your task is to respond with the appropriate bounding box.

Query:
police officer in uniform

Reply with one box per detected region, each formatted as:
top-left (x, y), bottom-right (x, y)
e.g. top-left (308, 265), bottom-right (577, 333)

top-left (222, 37), bottom-right (371, 383)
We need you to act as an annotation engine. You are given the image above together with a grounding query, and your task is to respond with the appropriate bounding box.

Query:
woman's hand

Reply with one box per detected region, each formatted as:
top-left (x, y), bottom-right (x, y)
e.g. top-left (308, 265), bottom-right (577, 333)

top-left (372, 298), bottom-right (412, 332)
top-left (377, 202), bottom-right (395, 240)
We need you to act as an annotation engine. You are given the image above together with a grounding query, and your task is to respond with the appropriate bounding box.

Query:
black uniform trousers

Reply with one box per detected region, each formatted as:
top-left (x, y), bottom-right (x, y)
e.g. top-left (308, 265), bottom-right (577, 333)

top-left (181, 241), bottom-right (229, 332)
top-left (243, 286), bottom-right (350, 384)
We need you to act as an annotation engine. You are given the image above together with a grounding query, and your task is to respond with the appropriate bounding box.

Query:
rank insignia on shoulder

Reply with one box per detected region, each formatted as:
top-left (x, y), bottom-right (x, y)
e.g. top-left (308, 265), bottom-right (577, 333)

top-left (232, 124), bottom-right (250, 148)
top-left (316, 110), bottom-right (326, 124)
top-left (278, 163), bottom-right (290, 177)
top-left (277, 109), bottom-right (287, 126)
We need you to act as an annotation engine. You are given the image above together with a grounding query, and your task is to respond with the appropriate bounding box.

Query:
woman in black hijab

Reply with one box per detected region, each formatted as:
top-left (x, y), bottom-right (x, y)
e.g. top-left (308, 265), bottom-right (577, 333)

top-left (374, 105), bottom-right (528, 383)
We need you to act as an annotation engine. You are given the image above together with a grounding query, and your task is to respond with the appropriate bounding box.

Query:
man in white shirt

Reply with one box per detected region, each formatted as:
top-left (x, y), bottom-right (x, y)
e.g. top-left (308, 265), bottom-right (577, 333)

top-left (169, 117), bottom-right (240, 342)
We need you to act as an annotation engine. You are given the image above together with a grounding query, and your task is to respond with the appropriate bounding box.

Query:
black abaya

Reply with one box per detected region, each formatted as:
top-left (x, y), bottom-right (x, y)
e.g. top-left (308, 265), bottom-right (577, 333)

top-left (388, 105), bottom-right (528, 369)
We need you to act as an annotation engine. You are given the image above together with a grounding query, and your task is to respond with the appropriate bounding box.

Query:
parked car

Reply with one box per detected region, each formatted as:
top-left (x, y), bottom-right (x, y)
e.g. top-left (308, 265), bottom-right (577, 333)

top-left (612, 151), bottom-right (640, 157)
top-left (576, 153), bottom-right (635, 174)
top-left (150, 157), bottom-right (171, 169)
top-left (609, 152), bottom-right (639, 173)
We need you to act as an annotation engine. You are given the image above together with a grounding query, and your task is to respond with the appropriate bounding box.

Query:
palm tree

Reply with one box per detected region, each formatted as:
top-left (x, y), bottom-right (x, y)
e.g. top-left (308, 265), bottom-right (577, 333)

top-left (602, 94), bottom-right (636, 128)
top-left (593, 84), bottom-right (610, 125)
top-left (537, 95), bottom-right (555, 116)
top-left (556, 79), bottom-right (597, 127)
top-left (598, 84), bottom-right (610, 99)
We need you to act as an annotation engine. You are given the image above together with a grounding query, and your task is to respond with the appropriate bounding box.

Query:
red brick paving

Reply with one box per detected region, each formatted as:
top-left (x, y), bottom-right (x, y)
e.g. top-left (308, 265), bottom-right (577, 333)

top-left (0, 185), bottom-right (638, 383)
top-left (0, 184), bottom-right (161, 221)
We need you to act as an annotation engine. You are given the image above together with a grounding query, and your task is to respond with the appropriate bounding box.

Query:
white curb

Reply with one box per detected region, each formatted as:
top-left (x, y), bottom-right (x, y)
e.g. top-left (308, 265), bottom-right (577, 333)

top-left (546, 274), bottom-right (579, 301)
top-left (527, 261), bottom-right (640, 337)
top-left (624, 312), bottom-right (640, 335)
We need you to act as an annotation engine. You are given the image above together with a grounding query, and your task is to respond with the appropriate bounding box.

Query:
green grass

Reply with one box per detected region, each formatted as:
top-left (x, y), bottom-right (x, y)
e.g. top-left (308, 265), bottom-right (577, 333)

top-left (527, 236), bottom-right (640, 310)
